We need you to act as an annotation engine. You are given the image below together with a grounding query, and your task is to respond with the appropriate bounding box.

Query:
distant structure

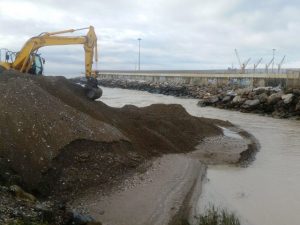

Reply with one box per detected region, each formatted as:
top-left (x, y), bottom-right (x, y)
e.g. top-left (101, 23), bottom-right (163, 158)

top-left (232, 49), bottom-right (288, 74)
top-left (265, 50), bottom-right (286, 74)
top-left (265, 57), bottom-right (274, 73)
top-left (277, 55), bottom-right (286, 73)
top-left (272, 49), bottom-right (276, 73)
top-left (235, 49), bottom-right (251, 73)
top-left (253, 58), bottom-right (263, 73)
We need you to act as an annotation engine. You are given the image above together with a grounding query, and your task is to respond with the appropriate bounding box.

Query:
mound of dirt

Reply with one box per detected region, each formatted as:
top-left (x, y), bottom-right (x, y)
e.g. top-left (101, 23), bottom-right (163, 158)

top-left (0, 71), bottom-right (222, 199)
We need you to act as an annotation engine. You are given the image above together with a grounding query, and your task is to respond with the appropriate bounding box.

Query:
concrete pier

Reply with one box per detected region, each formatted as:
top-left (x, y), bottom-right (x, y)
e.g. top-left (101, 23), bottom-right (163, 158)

top-left (96, 70), bottom-right (300, 89)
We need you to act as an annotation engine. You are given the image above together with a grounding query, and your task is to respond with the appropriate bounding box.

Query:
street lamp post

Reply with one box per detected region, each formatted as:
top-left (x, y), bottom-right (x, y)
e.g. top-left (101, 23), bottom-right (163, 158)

top-left (137, 38), bottom-right (142, 71)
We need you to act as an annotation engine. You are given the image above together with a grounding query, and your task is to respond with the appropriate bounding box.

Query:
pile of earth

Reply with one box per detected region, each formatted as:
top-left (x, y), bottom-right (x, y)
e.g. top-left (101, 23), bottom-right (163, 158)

top-left (0, 72), bottom-right (226, 224)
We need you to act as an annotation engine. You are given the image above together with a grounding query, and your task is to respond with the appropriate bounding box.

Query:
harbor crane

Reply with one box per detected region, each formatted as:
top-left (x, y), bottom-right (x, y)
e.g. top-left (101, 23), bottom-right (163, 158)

top-left (265, 57), bottom-right (274, 73)
top-left (277, 55), bottom-right (286, 73)
top-left (253, 58), bottom-right (263, 73)
top-left (235, 49), bottom-right (251, 74)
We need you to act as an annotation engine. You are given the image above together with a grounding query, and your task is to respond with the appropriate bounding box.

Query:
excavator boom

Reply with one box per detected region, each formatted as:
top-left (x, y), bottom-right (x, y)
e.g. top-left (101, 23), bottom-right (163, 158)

top-left (0, 26), bottom-right (102, 100)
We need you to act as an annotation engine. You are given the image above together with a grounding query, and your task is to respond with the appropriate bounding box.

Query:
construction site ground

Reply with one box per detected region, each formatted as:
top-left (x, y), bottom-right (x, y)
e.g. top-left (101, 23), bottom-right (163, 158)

top-left (0, 72), bottom-right (257, 225)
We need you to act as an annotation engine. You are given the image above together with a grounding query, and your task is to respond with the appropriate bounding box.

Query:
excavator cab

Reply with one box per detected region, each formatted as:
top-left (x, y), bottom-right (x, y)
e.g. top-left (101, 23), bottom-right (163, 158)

top-left (28, 54), bottom-right (44, 75)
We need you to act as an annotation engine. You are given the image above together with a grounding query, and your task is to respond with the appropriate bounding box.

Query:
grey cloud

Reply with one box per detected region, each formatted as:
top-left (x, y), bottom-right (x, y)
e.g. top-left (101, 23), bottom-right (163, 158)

top-left (0, 0), bottom-right (299, 76)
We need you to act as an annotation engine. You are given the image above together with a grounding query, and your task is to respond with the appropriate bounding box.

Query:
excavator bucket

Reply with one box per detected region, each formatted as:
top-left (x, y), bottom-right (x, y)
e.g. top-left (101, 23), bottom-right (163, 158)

top-left (86, 87), bottom-right (102, 100)
top-left (85, 77), bottom-right (102, 100)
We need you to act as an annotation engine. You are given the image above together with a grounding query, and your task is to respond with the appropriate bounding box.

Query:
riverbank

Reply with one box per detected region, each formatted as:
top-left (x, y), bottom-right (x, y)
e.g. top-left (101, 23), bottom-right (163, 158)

top-left (0, 72), bottom-right (257, 225)
top-left (70, 126), bottom-right (257, 225)
top-left (92, 78), bottom-right (300, 119)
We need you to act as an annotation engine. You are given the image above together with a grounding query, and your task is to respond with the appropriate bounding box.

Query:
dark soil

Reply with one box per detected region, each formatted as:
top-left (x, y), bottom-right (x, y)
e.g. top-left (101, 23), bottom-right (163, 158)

top-left (0, 71), bottom-right (223, 202)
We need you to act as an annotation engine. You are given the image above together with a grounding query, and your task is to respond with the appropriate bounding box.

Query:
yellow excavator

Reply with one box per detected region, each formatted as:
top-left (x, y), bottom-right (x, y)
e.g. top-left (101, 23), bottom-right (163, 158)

top-left (0, 26), bottom-right (102, 100)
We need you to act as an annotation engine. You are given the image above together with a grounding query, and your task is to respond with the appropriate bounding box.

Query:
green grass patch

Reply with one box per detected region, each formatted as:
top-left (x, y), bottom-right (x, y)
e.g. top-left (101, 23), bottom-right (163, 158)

top-left (197, 205), bottom-right (240, 225)
top-left (178, 205), bottom-right (240, 225)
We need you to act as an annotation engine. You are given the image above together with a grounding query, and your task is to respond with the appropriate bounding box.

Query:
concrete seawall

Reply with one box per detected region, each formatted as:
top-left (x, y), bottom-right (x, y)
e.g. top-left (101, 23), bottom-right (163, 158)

top-left (96, 70), bottom-right (300, 89)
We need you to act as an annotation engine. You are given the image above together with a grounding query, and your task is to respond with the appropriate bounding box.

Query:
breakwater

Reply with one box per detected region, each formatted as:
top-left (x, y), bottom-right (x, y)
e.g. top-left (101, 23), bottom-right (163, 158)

top-left (96, 78), bottom-right (300, 119)
top-left (96, 70), bottom-right (300, 89)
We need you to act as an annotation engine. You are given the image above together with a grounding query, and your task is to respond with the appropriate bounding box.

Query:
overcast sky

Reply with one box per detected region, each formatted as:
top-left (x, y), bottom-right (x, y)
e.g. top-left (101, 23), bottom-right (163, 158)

top-left (1, 0), bottom-right (300, 76)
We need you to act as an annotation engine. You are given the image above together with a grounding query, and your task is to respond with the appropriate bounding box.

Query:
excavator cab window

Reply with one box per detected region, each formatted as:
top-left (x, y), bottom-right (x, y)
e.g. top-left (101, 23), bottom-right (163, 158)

top-left (29, 54), bottom-right (43, 75)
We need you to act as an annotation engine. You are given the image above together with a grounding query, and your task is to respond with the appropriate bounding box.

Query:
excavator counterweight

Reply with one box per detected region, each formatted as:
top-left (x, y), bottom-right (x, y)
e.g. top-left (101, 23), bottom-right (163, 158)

top-left (0, 26), bottom-right (102, 100)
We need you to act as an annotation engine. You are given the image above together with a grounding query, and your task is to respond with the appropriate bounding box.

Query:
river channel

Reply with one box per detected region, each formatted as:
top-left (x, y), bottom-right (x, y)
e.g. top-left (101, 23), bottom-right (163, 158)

top-left (100, 87), bottom-right (300, 225)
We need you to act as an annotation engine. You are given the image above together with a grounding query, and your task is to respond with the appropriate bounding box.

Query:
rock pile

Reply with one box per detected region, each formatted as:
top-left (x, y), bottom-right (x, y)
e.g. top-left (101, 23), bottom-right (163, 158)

top-left (198, 87), bottom-right (300, 118)
top-left (0, 184), bottom-right (101, 225)
top-left (96, 78), bottom-right (191, 97)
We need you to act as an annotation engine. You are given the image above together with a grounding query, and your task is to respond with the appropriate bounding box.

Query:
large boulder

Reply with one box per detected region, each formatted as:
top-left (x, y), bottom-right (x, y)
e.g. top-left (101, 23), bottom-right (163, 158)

top-left (295, 100), bottom-right (300, 111)
top-left (258, 93), bottom-right (269, 103)
top-left (226, 90), bottom-right (237, 96)
top-left (247, 91), bottom-right (257, 100)
top-left (254, 87), bottom-right (269, 95)
top-left (232, 95), bottom-right (245, 104)
top-left (281, 93), bottom-right (294, 104)
top-left (293, 89), bottom-right (300, 95)
top-left (210, 96), bottom-right (220, 104)
top-left (197, 99), bottom-right (206, 107)
top-left (202, 95), bottom-right (219, 104)
top-left (242, 99), bottom-right (260, 109)
top-left (268, 92), bottom-right (283, 104)
top-left (222, 95), bottom-right (232, 103)
top-left (236, 88), bottom-right (252, 97)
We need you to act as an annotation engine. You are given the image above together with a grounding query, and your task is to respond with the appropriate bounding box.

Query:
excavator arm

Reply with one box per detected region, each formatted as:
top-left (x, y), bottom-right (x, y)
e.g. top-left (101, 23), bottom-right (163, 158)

top-left (13, 26), bottom-right (97, 76)
top-left (0, 26), bottom-right (102, 100)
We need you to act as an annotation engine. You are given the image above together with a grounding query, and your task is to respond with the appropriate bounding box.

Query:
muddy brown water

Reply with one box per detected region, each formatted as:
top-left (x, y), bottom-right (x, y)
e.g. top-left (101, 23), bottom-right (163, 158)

top-left (100, 87), bottom-right (300, 225)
